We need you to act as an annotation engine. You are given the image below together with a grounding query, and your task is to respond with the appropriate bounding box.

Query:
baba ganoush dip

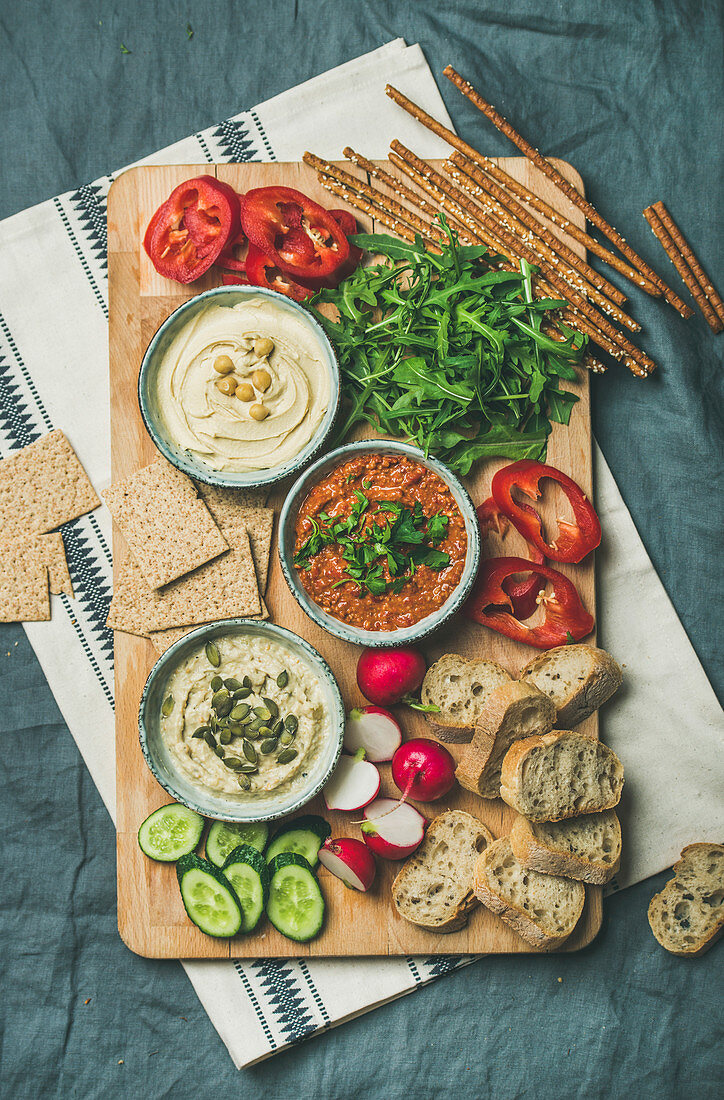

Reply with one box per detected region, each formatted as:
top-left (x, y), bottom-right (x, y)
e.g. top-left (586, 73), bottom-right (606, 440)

top-left (160, 634), bottom-right (331, 799)
top-left (155, 296), bottom-right (330, 471)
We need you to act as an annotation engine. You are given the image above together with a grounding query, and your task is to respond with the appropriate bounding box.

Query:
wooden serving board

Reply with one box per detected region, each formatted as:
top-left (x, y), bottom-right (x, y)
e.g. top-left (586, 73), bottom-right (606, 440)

top-left (108, 159), bottom-right (599, 958)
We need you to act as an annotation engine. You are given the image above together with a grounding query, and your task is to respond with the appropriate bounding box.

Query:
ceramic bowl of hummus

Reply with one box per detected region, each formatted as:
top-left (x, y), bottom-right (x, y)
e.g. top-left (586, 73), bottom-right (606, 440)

top-left (138, 619), bottom-right (345, 823)
top-left (138, 285), bottom-right (340, 488)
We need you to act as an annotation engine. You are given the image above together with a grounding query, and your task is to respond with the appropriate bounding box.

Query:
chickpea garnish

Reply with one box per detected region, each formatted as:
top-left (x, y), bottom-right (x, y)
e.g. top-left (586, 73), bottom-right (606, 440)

top-left (253, 337), bottom-right (274, 358)
top-left (249, 403), bottom-right (270, 421)
top-left (213, 354), bottom-right (235, 375)
top-left (215, 376), bottom-right (237, 396)
top-left (251, 368), bottom-right (272, 392)
top-left (235, 382), bottom-right (255, 402)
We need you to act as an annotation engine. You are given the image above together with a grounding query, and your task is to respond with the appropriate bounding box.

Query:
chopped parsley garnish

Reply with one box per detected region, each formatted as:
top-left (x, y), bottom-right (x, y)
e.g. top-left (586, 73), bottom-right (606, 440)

top-left (294, 491), bottom-right (451, 597)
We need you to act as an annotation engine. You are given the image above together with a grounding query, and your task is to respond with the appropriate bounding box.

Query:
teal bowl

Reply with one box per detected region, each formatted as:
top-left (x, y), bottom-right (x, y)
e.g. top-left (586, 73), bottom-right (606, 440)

top-left (138, 619), bottom-right (345, 824)
top-left (137, 285), bottom-right (340, 489)
top-left (278, 440), bottom-right (482, 648)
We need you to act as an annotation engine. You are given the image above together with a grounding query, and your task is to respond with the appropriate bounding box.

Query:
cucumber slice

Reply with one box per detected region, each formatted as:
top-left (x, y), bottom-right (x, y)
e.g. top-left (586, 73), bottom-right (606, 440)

top-left (138, 803), bottom-right (204, 862)
top-left (222, 844), bottom-right (269, 932)
top-left (266, 815), bottom-right (331, 868)
top-left (206, 820), bottom-right (269, 868)
top-left (266, 852), bottom-right (325, 942)
top-left (176, 854), bottom-right (243, 938)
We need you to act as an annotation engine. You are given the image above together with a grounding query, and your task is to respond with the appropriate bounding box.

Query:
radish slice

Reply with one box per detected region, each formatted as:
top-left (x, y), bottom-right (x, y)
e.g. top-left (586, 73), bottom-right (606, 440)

top-left (323, 750), bottom-right (381, 812)
top-left (344, 706), bottom-right (403, 763)
top-left (318, 837), bottom-right (376, 891)
top-left (361, 798), bottom-right (427, 860)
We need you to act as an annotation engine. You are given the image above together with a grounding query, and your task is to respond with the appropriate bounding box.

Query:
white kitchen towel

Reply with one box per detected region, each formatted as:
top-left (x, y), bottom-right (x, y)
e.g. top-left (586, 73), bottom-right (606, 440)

top-left (0, 39), bottom-right (721, 1069)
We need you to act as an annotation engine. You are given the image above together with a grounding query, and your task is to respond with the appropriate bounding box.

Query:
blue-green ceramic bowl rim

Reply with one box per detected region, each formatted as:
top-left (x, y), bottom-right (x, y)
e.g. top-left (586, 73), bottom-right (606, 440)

top-left (138, 618), bottom-right (345, 823)
top-left (137, 284), bottom-right (341, 489)
top-left (277, 439), bottom-right (482, 648)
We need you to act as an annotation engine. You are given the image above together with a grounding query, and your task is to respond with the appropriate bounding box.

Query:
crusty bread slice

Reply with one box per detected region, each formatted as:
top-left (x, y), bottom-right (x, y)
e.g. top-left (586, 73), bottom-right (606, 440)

top-left (473, 836), bottom-right (585, 950)
top-left (420, 654), bottom-right (512, 743)
top-left (391, 811), bottom-right (495, 932)
top-left (456, 681), bottom-right (556, 799)
top-left (510, 810), bottom-right (622, 884)
top-left (500, 730), bottom-right (624, 822)
top-left (519, 644), bottom-right (622, 727)
top-left (648, 843), bottom-right (724, 957)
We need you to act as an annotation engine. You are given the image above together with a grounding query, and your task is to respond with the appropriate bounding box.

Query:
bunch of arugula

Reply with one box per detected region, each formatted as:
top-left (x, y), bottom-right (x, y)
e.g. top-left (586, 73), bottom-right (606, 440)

top-left (294, 489), bottom-right (451, 597)
top-left (309, 220), bottom-right (586, 476)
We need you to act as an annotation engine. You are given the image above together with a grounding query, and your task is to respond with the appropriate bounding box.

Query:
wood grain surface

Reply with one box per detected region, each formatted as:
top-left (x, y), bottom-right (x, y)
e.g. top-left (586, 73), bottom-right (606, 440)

top-left (108, 159), bottom-right (599, 958)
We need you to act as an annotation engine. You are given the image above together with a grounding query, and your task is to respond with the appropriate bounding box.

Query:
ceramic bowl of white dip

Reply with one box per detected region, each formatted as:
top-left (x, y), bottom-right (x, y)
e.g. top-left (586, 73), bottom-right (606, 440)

top-left (138, 285), bottom-right (340, 489)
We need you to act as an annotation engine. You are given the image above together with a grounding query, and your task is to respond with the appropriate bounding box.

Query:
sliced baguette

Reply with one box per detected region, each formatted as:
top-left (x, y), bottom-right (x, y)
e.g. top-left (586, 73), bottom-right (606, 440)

top-left (510, 810), bottom-right (622, 884)
top-left (392, 811), bottom-right (495, 932)
top-left (456, 681), bottom-right (556, 799)
top-left (519, 644), bottom-right (622, 727)
top-left (420, 654), bottom-right (512, 743)
top-left (473, 835), bottom-right (585, 950)
top-left (500, 730), bottom-right (624, 822)
top-left (648, 843), bottom-right (724, 957)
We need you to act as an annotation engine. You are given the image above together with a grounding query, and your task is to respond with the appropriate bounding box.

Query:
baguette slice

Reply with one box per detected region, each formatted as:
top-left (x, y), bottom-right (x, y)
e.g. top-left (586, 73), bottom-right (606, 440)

top-left (456, 681), bottom-right (556, 799)
top-left (648, 843), bottom-right (724, 957)
top-left (500, 730), bottom-right (624, 822)
top-left (473, 836), bottom-right (585, 950)
top-left (421, 654), bottom-right (512, 743)
top-left (510, 810), bottom-right (621, 884)
top-left (392, 811), bottom-right (495, 932)
top-left (519, 644), bottom-right (622, 727)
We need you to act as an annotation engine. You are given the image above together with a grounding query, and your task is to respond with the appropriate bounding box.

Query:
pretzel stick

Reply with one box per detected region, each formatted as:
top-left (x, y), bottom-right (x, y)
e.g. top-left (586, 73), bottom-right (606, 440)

top-left (315, 175), bottom-right (442, 251)
top-left (343, 147), bottom-right (440, 219)
top-left (441, 67), bottom-right (673, 297)
top-left (645, 203), bottom-right (723, 330)
top-left (446, 155), bottom-right (626, 306)
top-left (383, 83), bottom-right (661, 295)
top-left (391, 142), bottom-right (653, 376)
top-left (446, 164), bottom-right (640, 331)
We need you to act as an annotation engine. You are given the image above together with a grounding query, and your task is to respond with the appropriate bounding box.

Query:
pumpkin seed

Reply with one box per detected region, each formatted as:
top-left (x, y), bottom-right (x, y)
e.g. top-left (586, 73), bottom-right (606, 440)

top-left (211, 688), bottom-right (229, 708)
top-left (262, 697), bottom-right (279, 718)
top-left (224, 677), bottom-right (243, 692)
top-left (271, 718), bottom-right (284, 735)
top-left (227, 721), bottom-right (243, 736)
top-left (233, 686), bottom-right (252, 700)
top-left (238, 762), bottom-right (258, 773)
top-left (161, 694), bottom-right (174, 717)
top-left (242, 676), bottom-right (252, 689)
top-left (237, 774), bottom-right (251, 791)
top-left (214, 745), bottom-right (225, 759)
top-left (205, 641), bottom-right (221, 667)
top-left (284, 714), bottom-right (299, 732)
top-left (203, 730), bottom-right (217, 750)
top-left (219, 729), bottom-right (232, 745)
top-left (253, 706), bottom-right (271, 722)
top-left (279, 729), bottom-right (294, 746)
top-left (223, 756), bottom-right (244, 770)
top-left (242, 739), bottom-right (257, 764)
top-left (191, 725), bottom-right (210, 739)
top-left (230, 703), bottom-right (250, 720)
top-left (276, 670), bottom-right (289, 689)
top-left (260, 738), bottom-right (278, 755)
top-left (210, 713), bottom-right (219, 731)
top-left (210, 675), bottom-right (223, 692)
top-left (216, 698), bottom-right (233, 718)
top-left (276, 748), bottom-right (298, 765)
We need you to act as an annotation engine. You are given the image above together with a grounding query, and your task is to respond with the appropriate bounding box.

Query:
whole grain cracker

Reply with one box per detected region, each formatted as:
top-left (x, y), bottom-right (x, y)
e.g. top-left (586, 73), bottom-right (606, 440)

top-left (194, 482), bottom-right (274, 590)
top-left (104, 458), bottom-right (227, 589)
top-left (0, 544), bottom-right (50, 621)
top-left (147, 599), bottom-right (270, 655)
top-left (0, 430), bottom-right (100, 537)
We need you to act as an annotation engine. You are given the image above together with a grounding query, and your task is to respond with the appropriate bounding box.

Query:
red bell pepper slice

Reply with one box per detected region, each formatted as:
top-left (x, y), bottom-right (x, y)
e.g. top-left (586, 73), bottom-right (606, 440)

top-left (221, 273), bottom-right (250, 286)
top-left (477, 497), bottom-right (546, 621)
top-left (491, 460), bottom-right (601, 564)
top-left (143, 176), bottom-right (241, 284)
top-left (241, 186), bottom-right (349, 282)
top-left (464, 555), bottom-right (594, 649)
top-left (217, 228), bottom-right (248, 272)
top-left (245, 243), bottom-right (315, 302)
top-left (328, 208), bottom-right (358, 236)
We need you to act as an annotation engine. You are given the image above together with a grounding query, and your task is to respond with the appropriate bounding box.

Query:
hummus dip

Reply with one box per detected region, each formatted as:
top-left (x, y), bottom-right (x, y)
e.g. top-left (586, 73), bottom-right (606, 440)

top-left (160, 634), bottom-right (331, 799)
top-left (155, 296), bottom-right (330, 471)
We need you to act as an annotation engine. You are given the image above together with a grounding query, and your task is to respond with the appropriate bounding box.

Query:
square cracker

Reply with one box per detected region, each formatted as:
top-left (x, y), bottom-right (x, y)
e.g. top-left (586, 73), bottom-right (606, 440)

top-left (194, 482), bottom-right (274, 590)
top-left (106, 525), bottom-right (260, 635)
top-left (104, 458), bottom-right (228, 589)
top-left (0, 544), bottom-right (50, 621)
top-left (12, 533), bottom-right (73, 596)
top-left (147, 598), bottom-right (270, 656)
top-left (0, 430), bottom-right (100, 537)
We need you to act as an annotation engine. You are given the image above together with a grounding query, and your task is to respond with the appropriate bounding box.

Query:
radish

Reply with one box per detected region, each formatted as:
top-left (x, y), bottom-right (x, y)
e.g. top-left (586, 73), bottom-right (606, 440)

top-left (323, 749), bottom-right (380, 812)
top-left (356, 646), bottom-right (426, 706)
top-left (344, 706), bottom-right (402, 762)
top-left (391, 738), bottom-right (456, 803)
top-left (361, 798), bottom-right (427, 859)
top-left (318, 837), bottom-right (376, 891)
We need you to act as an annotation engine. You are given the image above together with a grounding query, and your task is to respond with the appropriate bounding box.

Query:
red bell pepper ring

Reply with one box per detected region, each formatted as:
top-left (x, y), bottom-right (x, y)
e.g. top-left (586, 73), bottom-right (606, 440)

top-left (244, 243), bottom-right (315, 302)
top-left (477, 497), bottom-right (546, 621)
top-left (221, 273), bottom-right (250, 286)
top-left (241, 186), bottom-right (349, 283)
top-left (217, 228), bottom-right (248, 272)
top-left (328, 208), bottom-right (358, 236)
top-left (464, 555), bottom-right (594, 649)
top-left (491, 460), bottom-right (601, 564)
top-left (143, 176), bottom-right (241, 283)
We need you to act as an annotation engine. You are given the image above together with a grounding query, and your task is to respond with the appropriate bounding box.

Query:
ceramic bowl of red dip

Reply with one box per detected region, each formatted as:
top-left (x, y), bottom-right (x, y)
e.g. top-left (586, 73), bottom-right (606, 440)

top-left (278, 440), bottom-right (481, 647)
